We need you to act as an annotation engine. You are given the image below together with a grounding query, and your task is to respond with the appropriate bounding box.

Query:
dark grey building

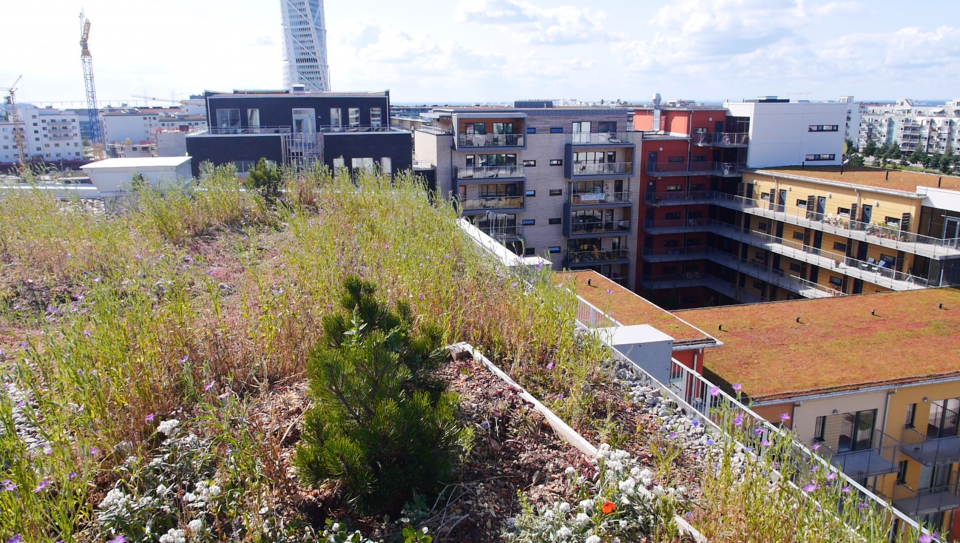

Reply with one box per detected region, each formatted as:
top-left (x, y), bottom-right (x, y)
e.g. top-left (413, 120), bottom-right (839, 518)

top-left (185, 89), bottom-right (411, 177)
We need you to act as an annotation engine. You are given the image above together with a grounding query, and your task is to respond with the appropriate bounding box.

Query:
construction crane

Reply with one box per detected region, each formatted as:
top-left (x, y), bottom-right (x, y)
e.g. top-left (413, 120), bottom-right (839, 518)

top-left (131, 94), bottom-right (195, 108)
top-left (79, 10), bottom-right (105, 161)
top-left (2, 76), bottom-right (28, 172)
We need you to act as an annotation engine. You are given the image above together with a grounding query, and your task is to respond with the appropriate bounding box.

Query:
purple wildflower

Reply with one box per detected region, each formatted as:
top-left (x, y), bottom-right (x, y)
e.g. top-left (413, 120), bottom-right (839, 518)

top-left (68, 472), bottom-right (77, 480)
top-left (178, 355), bottom-right (189, 365)
top-left (692, 419), bottom-right (700, 428)
top-left (556, 393), bottom-right (564, 399)
top-left (1, 479), bottom-right (14, 491)
top-left (34, 480), bottom-right (49, 492)
top-left (857, 504), bottom-right (867, 510)
top-left (841, 486), bottom-right (851, 493)
top-left (755, 428), bottom-right (764, 435)
top-left (384, 244), bottom-right (390, 249)
top-left (90, 448), bottom-right (99, 456)
top-left (218, 392), bottom-right (230, 399)
top-left (760, 440), bottom-right (771, 447)
top-left (546, 362), bottom-right (554, 370)
top-left (826, 472), bottom-right (836, 481)
top-left (145, 414), bottom-right (154, 422)
top-left (733, 415), bottom-right (743, 427)
top-left (812, 443), bottom-right (821, 451)
top-left (802, 483), bottom-right (816, 492)
top-left (732, 383), bottom-right (742, 392)
top-left (605, 289), bottom-right (612, 294)
top-left (780, 413), bottom-right (791, 422)
top-left (709, 386), bottom-right (720, 397)
top-left (92, 277), bottom-right (100, 282)
top-left (108, 536), bottom-right (127, 543)
top-left (8, 536), bottom-right (23, 543)
top-left (706, 438), bottom-right (715, 446)
top-left (204, 380), bottom-right (216, 391)
top-left (207, 269), bottom-right (215, 276)
top-left (668, 432), bottom-right (677, 440)
top-left (511, 282), bottom-right (518, 287)
top-left (418, 293), bottom-right (424, 300)
top-left (135, 254), bottom-right (141, 260)
top-left (918, 536), bottom-right (933, 543)
top-left (83, 329), bottom-right (90, 337)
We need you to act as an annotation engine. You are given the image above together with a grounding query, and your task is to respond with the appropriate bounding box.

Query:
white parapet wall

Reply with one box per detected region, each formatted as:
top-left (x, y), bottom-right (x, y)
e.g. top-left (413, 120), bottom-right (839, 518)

top-left (80, 156), bottom-right (192, 198)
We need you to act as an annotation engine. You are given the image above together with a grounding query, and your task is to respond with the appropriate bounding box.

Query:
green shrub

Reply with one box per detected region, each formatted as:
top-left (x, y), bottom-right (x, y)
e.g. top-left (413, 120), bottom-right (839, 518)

top-left (294, 276), bottom-right (465, 515)
top-left (244, 158), bottom-right (283, 203)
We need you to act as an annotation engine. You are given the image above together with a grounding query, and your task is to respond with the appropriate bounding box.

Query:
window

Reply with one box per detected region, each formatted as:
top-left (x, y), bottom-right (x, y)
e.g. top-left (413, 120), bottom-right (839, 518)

top-left (330, 108), bottom-right (342, 128)
top-left (523, 160), bottom-right (536, 167)
top-left (521, 219), bottom-right (536, 226)
top-left (598, 121), bottom-right (616, 133)
top-left (761, 192), bottom-right (770, 201)
top-left (833, 242), bottom-right (847, 252)
top-left (216, 109), bottom-right (240, 131)
top-left (690, 183), bottom-right (705, 191)
top-left (524, 248), bottom-right (536, 256)
top-left (246, 109), bottom-right (260, 130)
top-left (668, 156), bottom-right (685, 163)
top-left (550, 127), bottom-right (563, 134)
top-left (753, 280), bottom-right (763, 289)
top-left (829, 276), bottom-right (842, 286)
top-left (880, 254), bottom-right (896, 267)
top-left (548, 246), bottom-right (561, 254)
top-left (805, 154), bottom-right (836, 161)
top-left (348, 108), bottom-right (360, 127)
top-left (814, 416), bottom-right (826, 442)
top-left (548, 218), bottom-right (561, 225)
top-left (549, 189), bottom-right (562, 196)
top-left (493, 122), bottom-right (514, 134)
top-left (666, 184), bottom-right (683, 192)
top-left (292, 108), bottom-right (316, 134)
top-left (905, 403), bottom-right (916, 429)
top-left (758, 222), bottom-right (768, 231)
top-left (525, 190), bottom-right (536, 197)
top-left (808, 125), bottom-right (839, 132)
top-left (896, 460), bottom-right (908, 484)
top-left (370, 108), bottom-right (382, 128)
top-left (691, 156), bottom-right (706, 162)
top-left (796, 199), bottom-right (807, 207)
top-left (351, 157), bottom-right (374, 172)
top-left (665, 212), bottom-right (681, 220)
top-left (664, 240), bottom-right (680, 247)
top-left (380, 157), bottom-right (392, 175)
top-left (550, 159), bottom-right (562, 166)
top-left (884, 216), bottom-right (901, 227)
top-left (789, 263), bottom-right (802, 272)
top-left (837, 207), bottom-right (851, 217)
top-left (792, 231), bottom-right (805, 240)
top-left (754, 251), bottom-right (765, 260)
top-left (526, 127), bottom-right (536, 134)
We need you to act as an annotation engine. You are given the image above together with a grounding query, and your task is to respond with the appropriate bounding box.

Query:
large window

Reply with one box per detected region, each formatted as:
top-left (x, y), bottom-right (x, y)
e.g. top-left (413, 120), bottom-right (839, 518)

top-left (292, 108), bottom-right (316, 134)
top-left (330, 108), bottom-right (342, 129)
top-left (216, 109), bottom-right (240, 132)
top-left (247, 109), bottom-right (260, 131)
top-left (837, 409), bottom-right (876, 453)
top-left (478, 183), bottom-right (519, 197)
top-left (493, 122), bottom-right (514, 134)
top-left (927, 398), bottom-right (959, 439)
top-left (349, 108), bottom-right (360, 127)
top-left (370, 108), bottom-right (382, 128)
top-left (573, 151), bottom-right (616, 163)
top-left (465, 153), bottom-right (517, 167)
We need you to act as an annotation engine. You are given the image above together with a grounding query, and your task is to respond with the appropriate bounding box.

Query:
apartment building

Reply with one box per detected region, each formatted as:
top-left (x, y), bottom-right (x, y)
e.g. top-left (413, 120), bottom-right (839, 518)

top-left (101, 111), bottom-right (160, 147)
top-left (679, 290), bottom-right (960, 539)
top-left (185, 89), bottom-right (410, 177)
top-left (158, 114), bottom-right (207, 132)
top-left (0, 105), bottom-right (84, 165)
top-left (858, 99), bottom-right (960, 154)
top-left (634, 98), bottom-right (960, 309)
top-left (414, 107), bottom-right (642, 288)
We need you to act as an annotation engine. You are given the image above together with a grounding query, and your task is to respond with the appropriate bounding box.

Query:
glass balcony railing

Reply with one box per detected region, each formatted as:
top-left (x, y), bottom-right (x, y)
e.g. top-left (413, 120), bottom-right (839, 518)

top-left (691, 132), bottom-right (750, 147)
top-left (571, 162), bottom-right (633, 176)
top-left (457, 133), bottom-right (524, 148)
top-left (477, 225), bottom-right (523, 240)
top-left (567, 132), bottom-right (630, 145)
top-left (565, 248), bottom-right (630, 265)
top-left (568, 191), bottom-right (632, 205)
top-left (645, 162), bottom-right (744, 176)
top-left (456, 165), bottom-right (525, 179)
top-left (815, 430), bottom-right (901, 479)
top-left (901, 426), bottom-right (960, 466)
top-left (570, 219), bottom-right (631, 235)
top-left (893, 481), bottom-right (960, 517)
top-left (459, 196), bottom-right (524, 211)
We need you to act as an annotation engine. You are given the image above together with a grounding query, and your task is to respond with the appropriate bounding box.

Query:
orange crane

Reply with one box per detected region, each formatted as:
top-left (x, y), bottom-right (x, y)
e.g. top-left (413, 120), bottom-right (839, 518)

top-left (2, 76), bottom-right (28, 172)
top-left (79, 10), bottom-right (105, 161)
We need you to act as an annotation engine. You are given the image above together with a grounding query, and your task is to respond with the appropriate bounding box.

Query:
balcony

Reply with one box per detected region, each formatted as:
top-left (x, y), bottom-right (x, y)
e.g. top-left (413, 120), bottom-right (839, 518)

top-left (642, 218), bottom-right (715, 235)
top-left (815, 430), bottom-right (901, 479)
top-left (568, 161), bottom-right (633, 178)
top-left (566, 132), bottom-right (634, 147)
top-left (893, 481), bottom-right (960, 517)
top-left (456, 133), bottom-right (524, 149)
top-left (567, 219), bottom-right (632, 238)
top-left (189, 126), bottom-right (292, 136)
top-left (690, 132), bottom-right (749, 147)
top-left (645, 161), bottom-right (744, 178)
top-left (639, 272), bottom-right (768, 304)
top-left (901, 427), bottom-right (960, 466)
top-left (459, 196), bottom-right (524, 214)
top-left (564, 248), bottom-right (630, 268)
top-left (456, 165), bottom-right (525, 180)
top-left (645, 190), bottom-right (714, 206)
top-left (642, 246), bottom-right (711, 262)
top-left (568, 191), bottom-right (632, 207)
top-left (477, 224), bottom-right (524, 242)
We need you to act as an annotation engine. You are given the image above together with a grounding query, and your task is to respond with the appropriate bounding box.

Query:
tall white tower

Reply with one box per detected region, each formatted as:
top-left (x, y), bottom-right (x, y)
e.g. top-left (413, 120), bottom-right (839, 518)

top-left (280, 0), bottom-right (331, 92)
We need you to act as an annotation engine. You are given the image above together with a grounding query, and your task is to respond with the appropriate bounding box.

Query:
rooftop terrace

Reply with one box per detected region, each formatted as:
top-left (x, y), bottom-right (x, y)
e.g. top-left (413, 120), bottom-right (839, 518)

top-left (758, 166), bottom-right (960, 194)
top-left (556, 271), bottom-right (718, 345)
top-left (677, 288), bottom-right (960, 402)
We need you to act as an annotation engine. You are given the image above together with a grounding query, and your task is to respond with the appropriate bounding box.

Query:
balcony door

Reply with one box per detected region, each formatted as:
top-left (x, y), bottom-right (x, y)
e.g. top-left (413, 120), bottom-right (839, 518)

top-left (837, 409), bottom-right (876, 453)
top-left (292, 108), bottom-right (316, 135)
top-left (927, 398), bottom-right (959, 439)
top-left (944, 217), bottom-right (960, 240)
top-left (572, 121), bottom-right (591, 144)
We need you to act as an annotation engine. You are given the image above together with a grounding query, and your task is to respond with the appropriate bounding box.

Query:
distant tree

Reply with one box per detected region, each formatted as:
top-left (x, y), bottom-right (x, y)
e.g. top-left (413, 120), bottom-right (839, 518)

top-left (851, 154), bottom-right (865, 167)
top-left (863, 139), bottom-right (878, 157)
top-left (931, 153), bottom-right (943, 171)
top-left (878, 142), bottom-right (893, 158)
top-left (941, 149), bottom-right (955, 173)
top-left (909, 147), bottom-right (926, 166)
top-left (844, 138), bottom-right (857, 154)
top-left (888, 146), bottom-right (902, 160)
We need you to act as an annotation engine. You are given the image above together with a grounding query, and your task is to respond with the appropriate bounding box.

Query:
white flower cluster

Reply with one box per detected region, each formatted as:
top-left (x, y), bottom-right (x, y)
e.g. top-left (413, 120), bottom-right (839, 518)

top-left (157, 418), bottom-right (180, 436)
top-left (159, 528), bottom-right (186, 543)
top-left (504, 444), bottom-right (684, 542)
top-left (183, 480), bottom-right (221, 508)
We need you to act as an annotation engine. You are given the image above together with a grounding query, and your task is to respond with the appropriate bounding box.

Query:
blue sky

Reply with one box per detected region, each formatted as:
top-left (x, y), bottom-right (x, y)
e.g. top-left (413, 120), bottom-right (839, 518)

top-left (3, 0), bottom-right (959, 106)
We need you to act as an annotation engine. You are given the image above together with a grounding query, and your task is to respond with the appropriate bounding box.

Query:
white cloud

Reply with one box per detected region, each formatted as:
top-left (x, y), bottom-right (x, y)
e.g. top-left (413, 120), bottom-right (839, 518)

top-left (455, 0), bottom-right (620, 45)
top-left (254, 35), bottom-right (275, 46)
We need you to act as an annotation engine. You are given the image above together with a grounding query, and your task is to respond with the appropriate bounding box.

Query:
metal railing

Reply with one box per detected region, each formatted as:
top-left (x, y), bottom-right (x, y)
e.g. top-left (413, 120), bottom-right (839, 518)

top-left (816, 430), bottom-right (902, 479)
top-left (571, 162), bottom-right (633, 176)
top-left (457, 133), bottom-right (524, 148)
top-left (575, 296), bottom-right (621, 329)
top-left (569, 191), bottom-right (632, 205)
top-left (189, 126), bottom-right (291, 136)
top-left (642, 246), bottom-right (711, 257)
top-left (645, 190), bottom-right (714, 205)
top-left (565, 248), bottom-right (630, 265)
top-left (646, 161), bottom-right (745, 177)
top-left (901, 426), bottom-right (960, 466)
top-left (456, 165), bottom-right (525, 179)
top-left (319, 125), bottom-right (404, 133)
top-left (567, 132), bottom-right (631, 145)
top-left (459, 195), bottom-right (524, 211)
top-left (477, 224), bottom-right (524, 240)
top-left (570, 219), bottom-right (632, 235)
top-left (691, 132), bottom-right (750, 147)
top-left (893, 479), bottom-right (960, 517)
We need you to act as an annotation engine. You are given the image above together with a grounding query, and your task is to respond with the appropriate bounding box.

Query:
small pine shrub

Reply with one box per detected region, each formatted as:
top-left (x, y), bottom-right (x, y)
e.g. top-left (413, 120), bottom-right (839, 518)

top-left (294, 276), bottom-right (466, 515)
top-left (244, 158), bottom-right (283, 203)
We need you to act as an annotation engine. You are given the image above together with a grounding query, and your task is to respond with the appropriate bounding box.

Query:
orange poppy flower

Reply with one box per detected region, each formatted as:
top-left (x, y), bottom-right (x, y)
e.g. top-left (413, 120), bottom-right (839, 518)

top-left (602, 500), bottom-right (616, 514)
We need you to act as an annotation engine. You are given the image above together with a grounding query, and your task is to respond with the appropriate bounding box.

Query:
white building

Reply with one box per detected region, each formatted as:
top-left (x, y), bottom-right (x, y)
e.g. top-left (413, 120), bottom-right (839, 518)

top-left (81, 156), bottom-right (191, 197)
top-left (101, 111), bottom-right (159, 146)
top-left (158, 114), bottom-right (206, 132)
top-left (839, 95), bottom-right (862, 145)
top-left (280, 0), bottom-right (331, 92)
top-left (857, 98), bottom-right (960, 154)
top-left (724, 98), bottom-right (848, 169)
top-left (1, 105), bottom-right (83, 164)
